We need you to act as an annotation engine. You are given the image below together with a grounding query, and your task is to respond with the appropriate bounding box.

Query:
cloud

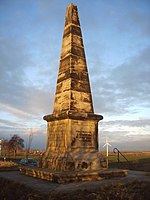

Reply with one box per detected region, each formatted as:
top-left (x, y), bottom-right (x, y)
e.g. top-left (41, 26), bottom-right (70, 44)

top-left (100, 129), bottom-right (150, 151)
top-left (0, 32), bottom-right (55, 120)
top-left (99, 118), bottom-right (150, 151)
top-left (101, 119), bottom-right (150, 128)
top-left (0, 123), bottom-right (46, 149)
top-left (92, 46), bottom-right (150, 115)
top-left (0, 119), bottom-right (20, 128)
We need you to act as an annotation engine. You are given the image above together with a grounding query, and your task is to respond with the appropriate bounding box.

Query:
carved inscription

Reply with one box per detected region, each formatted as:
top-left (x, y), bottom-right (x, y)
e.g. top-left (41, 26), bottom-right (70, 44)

top-left (71, 131), bottom-right (92, 147)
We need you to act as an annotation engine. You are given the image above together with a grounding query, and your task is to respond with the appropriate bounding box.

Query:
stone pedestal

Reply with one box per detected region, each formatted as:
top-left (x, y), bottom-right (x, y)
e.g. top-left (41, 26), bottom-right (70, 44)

top-left (42, 111), bottom-right (104, 170)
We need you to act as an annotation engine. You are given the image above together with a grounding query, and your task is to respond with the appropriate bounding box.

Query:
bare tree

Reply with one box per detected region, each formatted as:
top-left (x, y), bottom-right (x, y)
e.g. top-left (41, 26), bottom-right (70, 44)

top-left (9, 134), bottom-right (24, 158)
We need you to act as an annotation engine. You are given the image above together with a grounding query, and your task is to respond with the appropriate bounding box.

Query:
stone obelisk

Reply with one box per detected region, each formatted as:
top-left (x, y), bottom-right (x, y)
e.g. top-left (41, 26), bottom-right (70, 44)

top-left (42, 4), bottom-right (104, 171)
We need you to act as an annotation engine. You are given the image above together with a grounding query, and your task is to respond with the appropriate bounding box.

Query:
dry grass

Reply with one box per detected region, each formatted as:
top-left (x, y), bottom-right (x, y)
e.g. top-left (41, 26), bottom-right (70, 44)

top-left (0, 161), bottom-right (18, 168)
top-left (0, 178), bottom-right (149, 200)
top-left (48, 181), bottom-right (150, 200)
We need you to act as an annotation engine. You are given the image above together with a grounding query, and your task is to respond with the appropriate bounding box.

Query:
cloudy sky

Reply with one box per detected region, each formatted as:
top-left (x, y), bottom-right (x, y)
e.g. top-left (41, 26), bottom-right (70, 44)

top-left (0, 0), bottom-right (150, 151)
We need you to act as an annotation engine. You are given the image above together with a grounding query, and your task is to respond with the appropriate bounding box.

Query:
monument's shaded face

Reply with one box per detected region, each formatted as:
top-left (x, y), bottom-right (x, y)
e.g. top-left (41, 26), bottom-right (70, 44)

top-left (42, 4), bottom-right (104, 171)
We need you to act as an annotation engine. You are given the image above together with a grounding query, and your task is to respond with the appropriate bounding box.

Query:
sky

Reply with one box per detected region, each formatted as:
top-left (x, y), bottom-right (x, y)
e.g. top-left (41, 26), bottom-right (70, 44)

top-left (0, 0), bottom-right (150, 151)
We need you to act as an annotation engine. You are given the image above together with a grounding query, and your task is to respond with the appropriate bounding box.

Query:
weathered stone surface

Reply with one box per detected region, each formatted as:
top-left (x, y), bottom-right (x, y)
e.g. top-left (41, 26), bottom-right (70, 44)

top-left (63, 25), bottom-right (82, 38)
top-left (43, 111), bottom-right (103, 121)
top-left (53, 4), bottom-right (93, 114)
top-left (64, 4), bottom-right (80, 27)
top-left (20, 167), bottom-right (128, 183)
top-left (42, 4), bottom-right (104, 172)
top-left (44, 119), bottom-right (98, 153)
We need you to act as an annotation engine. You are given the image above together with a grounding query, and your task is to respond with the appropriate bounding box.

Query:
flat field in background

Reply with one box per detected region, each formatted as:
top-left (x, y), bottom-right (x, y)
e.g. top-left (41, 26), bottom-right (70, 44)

top-left (101, 151), bottom-right (150, 171)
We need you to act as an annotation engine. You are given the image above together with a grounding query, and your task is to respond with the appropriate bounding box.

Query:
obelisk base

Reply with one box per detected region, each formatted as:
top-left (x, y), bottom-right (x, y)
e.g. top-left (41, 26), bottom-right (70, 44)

top-left (20, 166), bottom-right (128, 183)
top-left (41, 149), bottom-right (107, 171)
top-left (41, 111), bottom-right (105, 171)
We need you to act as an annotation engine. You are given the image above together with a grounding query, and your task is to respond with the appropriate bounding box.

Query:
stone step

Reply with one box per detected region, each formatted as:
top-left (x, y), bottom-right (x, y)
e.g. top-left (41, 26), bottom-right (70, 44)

top-left (19, 166), bottom-right (128, 183)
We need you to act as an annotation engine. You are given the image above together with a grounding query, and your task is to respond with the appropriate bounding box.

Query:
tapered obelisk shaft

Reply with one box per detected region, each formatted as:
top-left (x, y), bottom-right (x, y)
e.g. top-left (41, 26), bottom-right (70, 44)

top-left (53, 4), bottom-right (94, 114)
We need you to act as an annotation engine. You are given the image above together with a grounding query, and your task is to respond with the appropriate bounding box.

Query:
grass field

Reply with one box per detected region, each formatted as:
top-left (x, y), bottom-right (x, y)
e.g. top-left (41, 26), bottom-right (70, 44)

top-left (101, 151), bottom-right (150, 171)
top-left (108, 151), bottom-right (150, 161)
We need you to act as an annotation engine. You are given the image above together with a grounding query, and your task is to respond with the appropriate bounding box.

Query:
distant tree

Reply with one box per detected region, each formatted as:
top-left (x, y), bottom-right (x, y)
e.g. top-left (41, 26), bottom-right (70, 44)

top-left (9, 134), bottom-right (24, 157)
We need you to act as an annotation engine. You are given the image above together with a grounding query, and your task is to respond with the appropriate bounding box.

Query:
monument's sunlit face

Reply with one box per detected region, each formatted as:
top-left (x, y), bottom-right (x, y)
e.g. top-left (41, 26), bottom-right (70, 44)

top-left (72, 9), bottom-right (78, 21)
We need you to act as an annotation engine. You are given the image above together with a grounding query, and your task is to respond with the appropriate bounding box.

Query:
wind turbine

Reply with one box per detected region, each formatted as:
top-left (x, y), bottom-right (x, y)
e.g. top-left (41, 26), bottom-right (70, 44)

top-left (103, 137), bottom-right (111, 157)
